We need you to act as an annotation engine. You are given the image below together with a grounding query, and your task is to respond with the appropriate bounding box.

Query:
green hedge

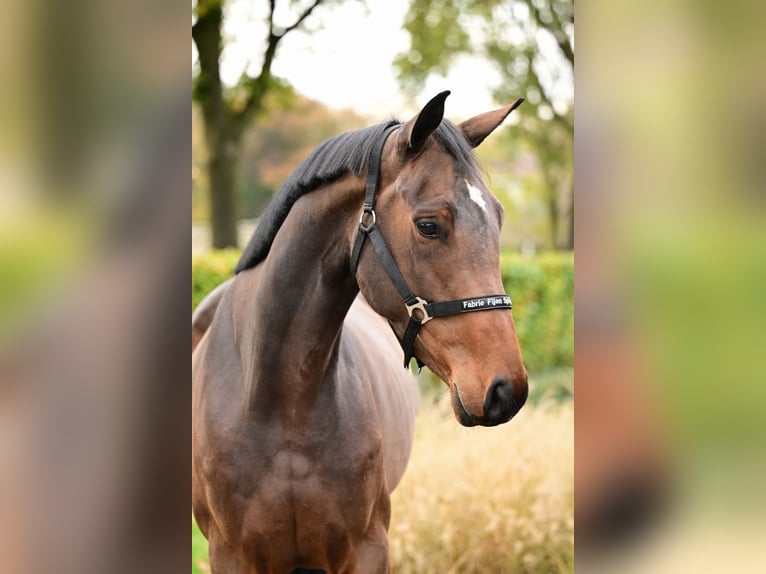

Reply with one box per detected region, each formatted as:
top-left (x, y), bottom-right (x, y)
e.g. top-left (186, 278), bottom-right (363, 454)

top-left (192, 249), bottom-right (241, 311)
top-left (192, 250), bottom-right (573, 373)
top-left (500, 251), bottom-right (574, 373)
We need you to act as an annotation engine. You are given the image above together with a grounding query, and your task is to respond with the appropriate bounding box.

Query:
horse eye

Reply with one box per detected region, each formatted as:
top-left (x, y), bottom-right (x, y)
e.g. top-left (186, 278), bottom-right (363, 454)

top-left (416, 220), bottom-right (440, 238)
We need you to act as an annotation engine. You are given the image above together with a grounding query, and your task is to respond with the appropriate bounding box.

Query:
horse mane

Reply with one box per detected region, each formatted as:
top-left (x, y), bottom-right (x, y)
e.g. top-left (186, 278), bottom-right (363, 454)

top-left (235, 118), bottom-right (479, 273)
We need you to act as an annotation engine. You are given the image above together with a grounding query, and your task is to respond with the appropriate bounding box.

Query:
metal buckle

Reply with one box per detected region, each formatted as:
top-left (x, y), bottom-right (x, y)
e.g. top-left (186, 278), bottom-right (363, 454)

top-left (359, 209), bottom-right (376, 232)
top-left (405, 297), bottom-right (433, 324)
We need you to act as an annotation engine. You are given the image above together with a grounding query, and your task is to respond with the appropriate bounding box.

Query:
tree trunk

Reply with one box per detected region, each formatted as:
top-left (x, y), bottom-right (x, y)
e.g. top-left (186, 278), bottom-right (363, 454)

top-left (548, 197), bottom-right (559, 251)
top-left (194, 0), bottom-right (326, 249)
top-left (194, 1), bottom-right (240, 249)
top-left (208, 134), bottom-right (240, 249)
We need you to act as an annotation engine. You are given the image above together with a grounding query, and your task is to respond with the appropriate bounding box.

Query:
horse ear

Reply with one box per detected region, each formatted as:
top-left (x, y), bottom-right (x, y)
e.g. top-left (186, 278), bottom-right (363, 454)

top-left (459, 98), bottom-right (524, 148)
top-left (399, 90), bottom-right (450, 154)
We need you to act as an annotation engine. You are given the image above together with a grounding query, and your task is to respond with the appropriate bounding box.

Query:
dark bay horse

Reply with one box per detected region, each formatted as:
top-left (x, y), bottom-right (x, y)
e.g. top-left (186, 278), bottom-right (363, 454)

top-left (192, 91), bottom-right (528, 573)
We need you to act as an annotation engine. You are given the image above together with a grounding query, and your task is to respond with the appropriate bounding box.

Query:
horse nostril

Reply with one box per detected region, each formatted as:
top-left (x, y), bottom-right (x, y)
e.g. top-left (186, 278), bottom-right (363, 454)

top-left (484, 378), bottom-right (515, 425)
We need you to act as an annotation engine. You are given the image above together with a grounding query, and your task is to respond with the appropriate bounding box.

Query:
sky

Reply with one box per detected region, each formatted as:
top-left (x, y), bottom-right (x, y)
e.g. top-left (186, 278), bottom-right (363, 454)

top-left (212, 0), bottom-right (503, 120)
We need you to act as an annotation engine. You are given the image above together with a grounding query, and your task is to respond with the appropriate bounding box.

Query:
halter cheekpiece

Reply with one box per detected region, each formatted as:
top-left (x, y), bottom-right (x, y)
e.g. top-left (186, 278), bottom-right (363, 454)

top-left (350, 124), bottom-right (513, 370)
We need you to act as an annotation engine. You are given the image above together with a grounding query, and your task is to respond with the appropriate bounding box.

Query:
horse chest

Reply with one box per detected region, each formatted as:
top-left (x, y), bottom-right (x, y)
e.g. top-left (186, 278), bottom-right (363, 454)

top-left (249, 431), bottom-right (384, 513)
top-left (237, 431), bottom-right (386, 561)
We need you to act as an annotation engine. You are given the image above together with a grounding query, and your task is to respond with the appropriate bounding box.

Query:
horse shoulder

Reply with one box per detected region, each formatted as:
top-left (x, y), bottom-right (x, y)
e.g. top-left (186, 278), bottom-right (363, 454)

top-left (192, 280), bottom-right (250, 538)
top-left (342, 297), bottom-right (419, 492)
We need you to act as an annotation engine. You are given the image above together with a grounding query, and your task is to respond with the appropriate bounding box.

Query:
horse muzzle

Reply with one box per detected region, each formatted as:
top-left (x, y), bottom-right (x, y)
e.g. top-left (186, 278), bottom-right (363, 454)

top-left (452, 376), bottom-right (528, 427)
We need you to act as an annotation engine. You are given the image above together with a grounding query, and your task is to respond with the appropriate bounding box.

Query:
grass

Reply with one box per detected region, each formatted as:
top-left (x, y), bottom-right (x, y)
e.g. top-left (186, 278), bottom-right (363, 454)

top-left (192, 519), bottom-right (209, 574)
top-left (389, 395), bottom-right (573, 573)
top-left (192, 391), bottom-right (573, 573)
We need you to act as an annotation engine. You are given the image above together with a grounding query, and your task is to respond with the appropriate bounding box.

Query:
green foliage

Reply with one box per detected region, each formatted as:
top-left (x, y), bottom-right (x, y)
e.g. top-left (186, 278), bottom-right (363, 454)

top-left (192, 249), bottom-right (240, 311)
top-left (396, 0), bottom-right (573, 113)
top-left (527, 367), bottom-right (574, 405)
top-left (501, 251), bottom-right (573, 374)
top-left (192, 250), bottom-right (573, 375)
top-left (397, 0), bottom-right (574, 248)
top-left (395, 0), bottom-right (471, 94)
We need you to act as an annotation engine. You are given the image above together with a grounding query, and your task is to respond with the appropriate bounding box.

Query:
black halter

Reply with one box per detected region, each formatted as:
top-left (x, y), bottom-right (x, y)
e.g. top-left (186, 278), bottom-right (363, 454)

top-left (350, 124), bottom-right (513, 370)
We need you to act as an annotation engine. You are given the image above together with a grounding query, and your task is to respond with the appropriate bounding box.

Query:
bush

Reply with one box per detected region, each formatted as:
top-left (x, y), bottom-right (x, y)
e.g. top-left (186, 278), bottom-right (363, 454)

top-left (191, 249), bottom-right (240, 311)
top-left (500, 251), bottom-right (574, 374)
top-left (192, 250), bottom-right (573, 373)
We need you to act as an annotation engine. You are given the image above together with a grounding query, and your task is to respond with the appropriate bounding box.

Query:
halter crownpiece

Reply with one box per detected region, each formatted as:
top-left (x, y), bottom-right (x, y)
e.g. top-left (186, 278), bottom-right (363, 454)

top-left (350, 124), bottom-right (513, 370)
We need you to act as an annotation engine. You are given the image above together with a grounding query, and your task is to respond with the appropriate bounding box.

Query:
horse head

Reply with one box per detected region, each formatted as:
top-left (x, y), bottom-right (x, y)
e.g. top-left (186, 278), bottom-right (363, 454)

top-left (354, 91), bottom-right (528, 427)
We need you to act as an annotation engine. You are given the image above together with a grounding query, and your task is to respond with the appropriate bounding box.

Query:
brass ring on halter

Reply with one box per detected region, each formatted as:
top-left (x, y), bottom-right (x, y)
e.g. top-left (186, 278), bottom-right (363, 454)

top-left (359, 209), bottom-right (376, 232)
top-left (405, 297), bottom-right (433, 324)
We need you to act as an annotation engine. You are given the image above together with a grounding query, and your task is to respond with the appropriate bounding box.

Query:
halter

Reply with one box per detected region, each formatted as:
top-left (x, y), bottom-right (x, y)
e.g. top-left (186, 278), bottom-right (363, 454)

top-left (350, 124), bottom-right (513, 370)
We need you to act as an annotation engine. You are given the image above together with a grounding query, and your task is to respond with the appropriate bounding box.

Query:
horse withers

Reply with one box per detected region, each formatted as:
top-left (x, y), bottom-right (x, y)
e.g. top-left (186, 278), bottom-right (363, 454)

top-left (192, 91), bottom-right (528, 573)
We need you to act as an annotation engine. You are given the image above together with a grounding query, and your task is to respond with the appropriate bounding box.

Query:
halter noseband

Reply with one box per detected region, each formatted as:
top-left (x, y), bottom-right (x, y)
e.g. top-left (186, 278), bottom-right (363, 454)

top-left (350, 124), bottom-right (513, 370)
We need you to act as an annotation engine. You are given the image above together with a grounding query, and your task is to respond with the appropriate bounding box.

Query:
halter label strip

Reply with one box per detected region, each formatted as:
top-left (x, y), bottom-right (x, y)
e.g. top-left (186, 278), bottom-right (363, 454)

top-left (461, 295), bottom-right (512, 310)
top-left (426, 294), bottom-right (512, 319)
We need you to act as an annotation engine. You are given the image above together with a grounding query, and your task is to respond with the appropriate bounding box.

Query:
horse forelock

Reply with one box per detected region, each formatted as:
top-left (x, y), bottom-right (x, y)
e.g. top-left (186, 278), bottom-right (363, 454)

top-left (234, 118), bottom-right (479, 274)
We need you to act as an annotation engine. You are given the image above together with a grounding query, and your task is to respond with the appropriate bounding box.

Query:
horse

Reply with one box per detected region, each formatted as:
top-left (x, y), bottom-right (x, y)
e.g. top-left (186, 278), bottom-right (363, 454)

top-left (192, 91), bottom-right (529, 573)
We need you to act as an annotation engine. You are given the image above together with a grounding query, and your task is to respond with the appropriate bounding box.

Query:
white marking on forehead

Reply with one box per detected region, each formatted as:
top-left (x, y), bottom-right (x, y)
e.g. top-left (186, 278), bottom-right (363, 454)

top-left (465, 179), bottom-right (488, 212)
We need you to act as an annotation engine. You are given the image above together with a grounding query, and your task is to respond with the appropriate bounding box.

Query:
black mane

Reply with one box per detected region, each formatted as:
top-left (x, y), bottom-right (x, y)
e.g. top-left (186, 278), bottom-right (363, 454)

top-left (235, 118), bottom-right (478, 273)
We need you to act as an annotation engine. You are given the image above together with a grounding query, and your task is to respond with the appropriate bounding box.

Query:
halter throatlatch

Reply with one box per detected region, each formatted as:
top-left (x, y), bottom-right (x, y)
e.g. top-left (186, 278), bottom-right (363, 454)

top-left (350, 124), bottom-right (513, 370)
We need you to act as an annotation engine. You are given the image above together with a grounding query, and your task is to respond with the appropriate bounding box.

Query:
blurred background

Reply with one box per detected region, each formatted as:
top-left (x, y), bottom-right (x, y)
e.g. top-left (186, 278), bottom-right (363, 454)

top-left (575, 0), bottom-right (766, 572)
top-left (191, 1), bottom-right (574, 572)
top-left (192, 0), bottom-right (574, 255)
top-left (0, 0), bottom-right (187, 572)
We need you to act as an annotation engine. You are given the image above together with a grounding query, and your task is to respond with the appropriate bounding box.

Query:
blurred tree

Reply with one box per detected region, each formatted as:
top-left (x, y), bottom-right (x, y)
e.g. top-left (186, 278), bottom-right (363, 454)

top-left (396, 0), bottom-right (573, 249)
top-left (239, 97), bottom-right (367, 218)
top-left (192, 94), bottom-right (367, 222)
top-left (193, 0), bottom-right (335, 248)
top-left (192, 106), bottom-right (209, 221)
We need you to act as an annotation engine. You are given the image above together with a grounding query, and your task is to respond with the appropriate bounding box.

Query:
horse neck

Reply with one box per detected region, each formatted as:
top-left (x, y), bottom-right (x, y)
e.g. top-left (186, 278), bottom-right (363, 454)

top-left (236, 175), bottom-right (364, 419)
